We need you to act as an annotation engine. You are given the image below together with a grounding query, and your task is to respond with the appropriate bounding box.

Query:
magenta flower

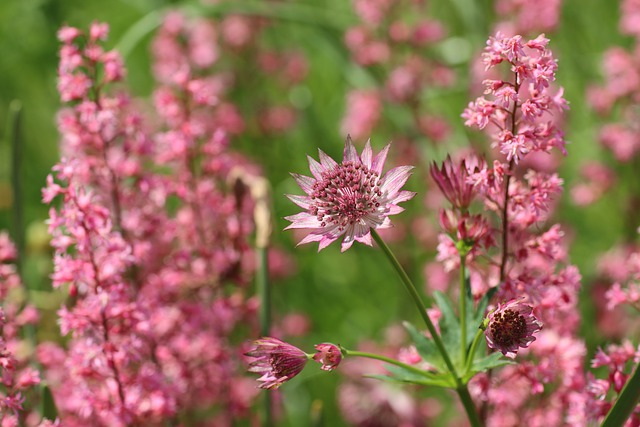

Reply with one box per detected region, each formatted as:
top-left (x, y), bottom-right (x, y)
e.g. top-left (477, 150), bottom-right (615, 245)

top-left (430, 155), bottom-right (485, 210)
top-left (245, 337), bottom-right (310, 390)
top-left (285, 137), bottom-right (415, 252)
top-left (312, 343), bottom-right (343, 371)
top-left (485, 299), bottom-right (542, 358)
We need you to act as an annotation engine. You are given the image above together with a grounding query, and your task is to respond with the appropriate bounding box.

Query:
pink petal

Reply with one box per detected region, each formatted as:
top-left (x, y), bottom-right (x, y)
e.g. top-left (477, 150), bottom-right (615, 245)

top-left (380, 166), bottom-right (414, 195)
top-left (371, 143), bottom-right (391, 175)
top-left (307, 155), bottom-right (324, 180)
top-left (286, 194), bottom-right (312, 209)
top-left (361, 139), bottom-right (373, 168)
top-left (386, 204), bottom-right (405, 215)
top-left (354, 229), bottom-right (373, 246)
top-left (343, 135), bottom-right (359, 163)
top-left (284, 212), bottom-right (321, 229)
top-left (297, 232), bottom-right (324, 245)
top-left (319, 235), bottom-right (338, 251)
top-left (389, 190), bottom-right (416, 204)
top-left (291, 173), bottom-right (316, 195)
top-left (318, 149), bottom-right (338, 170)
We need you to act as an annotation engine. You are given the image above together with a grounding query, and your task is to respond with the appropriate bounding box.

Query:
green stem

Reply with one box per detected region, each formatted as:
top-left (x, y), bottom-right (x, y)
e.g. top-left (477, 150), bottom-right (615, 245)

top-left (456, 385), bottom-right (484, 427)
top-left (370, 229), bottom-right (458, 377)
top-left (257, 247), bottom-right (272, 427)
top-left (342, 349), bottom-right (435, 379)
top-left (459, 254), bottom-right (467, 364)
top-left (601, 361), bottom-right (640, 427)
top-left (465, 329), bottom-right (484, 374)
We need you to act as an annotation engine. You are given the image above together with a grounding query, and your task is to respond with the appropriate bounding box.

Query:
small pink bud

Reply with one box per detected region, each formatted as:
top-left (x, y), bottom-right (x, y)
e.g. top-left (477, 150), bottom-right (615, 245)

top-left (312, 343), bottom-right (342, 371)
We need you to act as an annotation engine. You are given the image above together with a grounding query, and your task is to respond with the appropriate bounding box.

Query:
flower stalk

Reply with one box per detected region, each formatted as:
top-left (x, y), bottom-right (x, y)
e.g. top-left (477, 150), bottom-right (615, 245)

top-left (369, 229), bottom-right (485, 426)
top-left (370, 229), bottom-right (458, 377)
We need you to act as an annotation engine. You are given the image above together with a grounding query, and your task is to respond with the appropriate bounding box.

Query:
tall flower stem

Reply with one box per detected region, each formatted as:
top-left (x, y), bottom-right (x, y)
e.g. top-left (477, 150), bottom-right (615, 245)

top-left (370, 229), bottom-right (457, 376)
top-left (601, 360), bottom-right (640, 427)
top-left (370, 229), bottom-right (484, 427)
top-left (459, 253), bottom-right (468, 363)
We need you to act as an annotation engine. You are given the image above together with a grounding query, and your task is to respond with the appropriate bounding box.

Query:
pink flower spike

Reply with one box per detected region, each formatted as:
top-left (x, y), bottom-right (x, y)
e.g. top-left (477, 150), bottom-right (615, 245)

top-left (312, 343), bottom-right (343, 371)
top-left (285, 136), bottom-right (415, 252)
top-left (484, 299), bottom-right (542, 358)
top-left (245, 337), bottom-right (310, 390)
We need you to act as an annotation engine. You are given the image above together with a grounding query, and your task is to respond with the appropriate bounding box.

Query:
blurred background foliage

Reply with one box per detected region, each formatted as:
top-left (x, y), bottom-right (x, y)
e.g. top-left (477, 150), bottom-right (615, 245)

top-left (0, 0), bottom-right (634, 425)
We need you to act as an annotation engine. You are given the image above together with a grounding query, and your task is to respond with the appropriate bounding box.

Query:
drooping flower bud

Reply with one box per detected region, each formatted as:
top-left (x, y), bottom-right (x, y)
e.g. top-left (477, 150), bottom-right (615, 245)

top-left (245, 337), bottom-right (310, 389)
top-left (312, 343), bottom-right (342, 371)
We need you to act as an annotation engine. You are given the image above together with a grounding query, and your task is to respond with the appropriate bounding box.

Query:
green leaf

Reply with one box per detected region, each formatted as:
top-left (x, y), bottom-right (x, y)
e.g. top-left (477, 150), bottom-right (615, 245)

top-left (433, 291), bottom-right (461, 365)
top-left (462, 352), bottom-right (514, 382)
top-left (368, 364), bottom-right (456, 388)
top-left (41, 383), bottom-right (58, 420)
top-left (474, 352), bottom-right (513, 372)
top-left (403, 321), bottom-right (445, 372)
top-left (464, 272), bottom-right (477, 348)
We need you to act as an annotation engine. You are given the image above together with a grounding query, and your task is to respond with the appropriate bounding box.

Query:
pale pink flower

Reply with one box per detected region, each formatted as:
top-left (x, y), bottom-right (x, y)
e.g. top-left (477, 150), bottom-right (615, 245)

top-left (485, 299), bottom-right (543, 358)
top-left (312, 343), bottom-right (342, 371)
top-left (245, 337), bottom-right (310, 390)
top-left (286, 137), bottom-right (415, 252)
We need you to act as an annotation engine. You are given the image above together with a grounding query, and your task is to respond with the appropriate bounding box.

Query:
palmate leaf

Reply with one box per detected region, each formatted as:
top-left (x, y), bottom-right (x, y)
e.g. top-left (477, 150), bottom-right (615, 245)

top-left (433, 291), bottom-right (461, 366)
top-left (367, 364), bottom-right (456, 388)
top-left (462, 352), bottom-right (514, 382)
top-left (403, 321), bottom-right (446, 372)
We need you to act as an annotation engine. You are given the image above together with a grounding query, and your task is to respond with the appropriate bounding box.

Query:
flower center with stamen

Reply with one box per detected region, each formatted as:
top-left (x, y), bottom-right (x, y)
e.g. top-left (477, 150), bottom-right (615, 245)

top-left (489, 308), bottom-right (527, 347)
top-left (309, 161), bottom-right (382, 231)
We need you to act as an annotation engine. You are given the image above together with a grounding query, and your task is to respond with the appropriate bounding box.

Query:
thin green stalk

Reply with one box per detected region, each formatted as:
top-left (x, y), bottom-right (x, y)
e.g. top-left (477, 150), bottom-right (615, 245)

top-left (370, 230), bottom-right (483, 427)
top-left (465, 329), bottom-right (484, 374)
top-left (370, 229), bottom-right (458, 377)
top-left (456, 385), bottom-right (483, 427)
top-left (459, 254), bottom-right (467, 364)
top-left (601, 361), bottom-right (640, 427)
top-left (342, 349), bottom-right (436, 379)
top-left (250, 174), bottom-right (273, 427)
top-left (257, 247), bottom-right (272, 427)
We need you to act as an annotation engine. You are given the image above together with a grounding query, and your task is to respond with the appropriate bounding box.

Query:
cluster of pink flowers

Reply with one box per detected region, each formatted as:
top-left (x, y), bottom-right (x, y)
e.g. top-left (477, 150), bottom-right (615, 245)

top-left (42, 20), bottom-right (275, 425)
top-left (438, 33), bottom-right (586, 425)
top-left (342, 0), bottom-right (454, 143)
top-left (0, 233), bottom-right (54, 427)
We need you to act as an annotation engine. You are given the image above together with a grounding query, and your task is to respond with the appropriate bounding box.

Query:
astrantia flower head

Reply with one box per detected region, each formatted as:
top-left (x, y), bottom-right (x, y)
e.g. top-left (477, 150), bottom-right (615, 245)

top-left (245, 337), bottom-right (310, 390)
top-left (430, 155), bottom-right (485, 210)
top-left (484, 299), bottom-right (542, 358)
top-left (312, 343), bottom-right (343, 371)
top-left (286, 136), bottom-right (415, 252)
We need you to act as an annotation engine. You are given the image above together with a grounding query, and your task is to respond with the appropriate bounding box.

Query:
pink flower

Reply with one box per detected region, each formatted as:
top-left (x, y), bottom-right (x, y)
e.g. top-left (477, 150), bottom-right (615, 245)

top-left (285, 137), bottom-right (415, 252)
top-left (245, 337), bottom-right (310, 390)
top-left (430, 155), bottom-right (485, 210)
top-left (312, 343), bottom-right (342, 371)
top-left (485, 299), bottom-right (542, 358)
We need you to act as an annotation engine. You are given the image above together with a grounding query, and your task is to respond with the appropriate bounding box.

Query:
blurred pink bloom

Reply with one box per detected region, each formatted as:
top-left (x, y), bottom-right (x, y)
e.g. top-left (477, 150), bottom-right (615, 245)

top-left (485, 299), bottom-right (542, 358)
top-left (245, 337), bottom-right (309, 389)
top-left (341, 90), bottom-right (382, 140)
top-left (286, 137), bottom-right (415, 252)
top-left (312, 343), bottom-right (342, 371)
